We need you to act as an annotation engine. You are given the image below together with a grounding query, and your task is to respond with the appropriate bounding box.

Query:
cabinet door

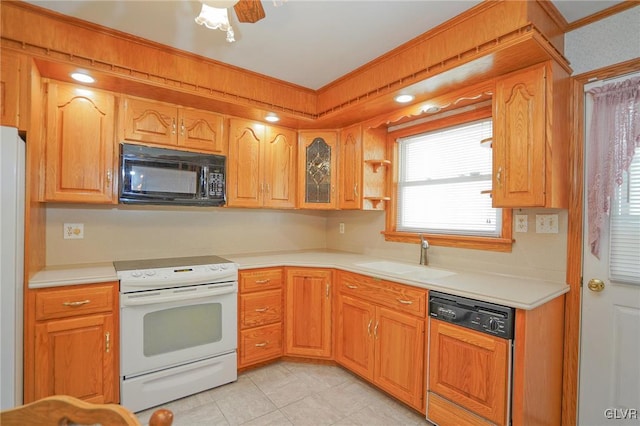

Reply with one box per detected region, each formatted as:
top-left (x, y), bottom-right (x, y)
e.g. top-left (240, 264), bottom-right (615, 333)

top-left (493, 64), bottom-right (546, 207)
top-left (264, 126), bottom-right (297, 208)
top-left (339, 124), bottom-right (362, 209)
top-left (374, 306), bottom-right (425, 410)
top-left (335, 294), bottom-right (375, 381)
top-left (123, 97), bottom-right (177, 146)
top-left (285, 268), bottom-right (332, 357)
top-left (227, 118), bottom-right (264, 207)
top-left (297, 131), bottom-right (338, 209)
top-left (34, 313), bottom-right (117, 404)
top-left (429, 319), bottom-right (509, 425)
top-left (0, 50), bottom-right (24, 128)
top-left (45, 82), bottom-right (116, 203)
top-left (178, 109), bottom-right (226, 154)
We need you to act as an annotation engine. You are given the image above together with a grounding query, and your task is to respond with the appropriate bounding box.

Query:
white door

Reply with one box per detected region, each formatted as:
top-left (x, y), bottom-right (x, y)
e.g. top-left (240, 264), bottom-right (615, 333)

top-left (579, 75), bottom-right (640, 425)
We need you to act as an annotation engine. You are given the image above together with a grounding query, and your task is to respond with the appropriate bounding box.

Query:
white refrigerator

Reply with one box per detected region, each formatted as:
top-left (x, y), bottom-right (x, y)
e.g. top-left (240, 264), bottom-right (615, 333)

top-left (0, 126), bottom-right (25, 409)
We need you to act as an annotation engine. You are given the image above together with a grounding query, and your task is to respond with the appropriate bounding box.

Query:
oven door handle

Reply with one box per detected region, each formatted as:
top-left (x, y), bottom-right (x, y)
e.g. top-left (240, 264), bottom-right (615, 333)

top-left (121, 285), bottom-right (236, 307)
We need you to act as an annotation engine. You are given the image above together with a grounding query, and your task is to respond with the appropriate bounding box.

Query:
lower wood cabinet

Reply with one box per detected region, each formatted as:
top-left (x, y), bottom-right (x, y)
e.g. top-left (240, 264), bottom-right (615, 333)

top-left (285, 268), bottom-right (332, 358)
top-left (31, 282), bottom-right (118, 403)
top-left (335, 271), bottom-right (426, 411)
top-left (238, 268), bottom-right (284, 369)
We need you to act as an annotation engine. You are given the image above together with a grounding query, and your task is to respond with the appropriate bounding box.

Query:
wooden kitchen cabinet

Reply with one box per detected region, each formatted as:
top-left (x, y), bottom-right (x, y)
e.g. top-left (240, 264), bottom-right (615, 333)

top-left (285, 268), bottom-right (332, 358)
top-left (297, 131), bottom-right (338, 209)
top-left (492, 61), bottom-right (568, 208)
top-left (122, 96), bottom-right (225, 154)
top-left (238, 268), bottom-right (284, 369)
top-left (335, 271), bottom-right (426, 411)
top-left (339, 124), bottom-right (389, 210)
top-left (0, 50), bottom-right (27, 129)
top-left (44, 81), bottom-right (117, 203)
top-left (227, 118), bottom-right (297, 208)
top-left (31, 282), bottom-right (118, 404)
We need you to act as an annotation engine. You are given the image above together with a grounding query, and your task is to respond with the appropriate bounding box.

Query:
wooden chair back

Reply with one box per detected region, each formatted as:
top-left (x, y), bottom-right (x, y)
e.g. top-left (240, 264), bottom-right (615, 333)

top-left (0, 395), bottom-right (173, 426)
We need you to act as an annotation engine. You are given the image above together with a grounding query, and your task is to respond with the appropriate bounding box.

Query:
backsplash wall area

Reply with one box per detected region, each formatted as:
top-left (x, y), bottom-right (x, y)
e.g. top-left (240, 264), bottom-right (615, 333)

top-left (326, 209), bottom-right (568, 282)
top-left (45, 205), bottom-right (328, 265)
top-left (46, 204), bottom-right (567, 283)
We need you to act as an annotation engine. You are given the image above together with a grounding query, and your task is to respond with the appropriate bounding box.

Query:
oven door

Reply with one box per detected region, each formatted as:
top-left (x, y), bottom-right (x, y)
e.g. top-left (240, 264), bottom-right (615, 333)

top-left (120, 282), bottom-right (237, 377)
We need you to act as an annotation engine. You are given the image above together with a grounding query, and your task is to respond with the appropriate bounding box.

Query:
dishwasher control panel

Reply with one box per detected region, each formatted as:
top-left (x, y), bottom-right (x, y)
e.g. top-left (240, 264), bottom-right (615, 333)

top-left (429, 291), bottom-right (515, 339)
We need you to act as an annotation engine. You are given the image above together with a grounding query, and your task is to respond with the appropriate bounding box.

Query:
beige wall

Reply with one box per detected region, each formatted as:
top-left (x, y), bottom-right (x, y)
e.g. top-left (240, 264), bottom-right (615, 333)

top-left (46, 204), bottom-right (567, 283)
top-left (326, 208), bottom-right (568, 282)
top-left (45, 204), bottom-right (328, 265)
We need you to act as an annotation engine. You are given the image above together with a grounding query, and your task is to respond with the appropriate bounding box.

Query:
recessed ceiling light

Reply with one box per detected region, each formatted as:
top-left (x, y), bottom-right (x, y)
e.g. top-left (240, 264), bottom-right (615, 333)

top-left (394, 94), bottom-right (414, 104)
top-left (265, 113), bottom-right (280, 123)
top-left (422, 105), bottom-right (441, 114)
top-left (71, 72), bottom-right (95, 83)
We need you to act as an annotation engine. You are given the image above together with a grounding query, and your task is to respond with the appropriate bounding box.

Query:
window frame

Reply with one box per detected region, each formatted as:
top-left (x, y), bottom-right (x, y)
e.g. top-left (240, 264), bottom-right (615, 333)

top-left (383, 106), bottom-right (513, 252)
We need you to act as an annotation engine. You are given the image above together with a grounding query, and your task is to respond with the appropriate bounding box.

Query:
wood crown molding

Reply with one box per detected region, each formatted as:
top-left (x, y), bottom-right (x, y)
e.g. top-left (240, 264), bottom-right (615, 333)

top-left (565, 1), bottom-right (639, 32)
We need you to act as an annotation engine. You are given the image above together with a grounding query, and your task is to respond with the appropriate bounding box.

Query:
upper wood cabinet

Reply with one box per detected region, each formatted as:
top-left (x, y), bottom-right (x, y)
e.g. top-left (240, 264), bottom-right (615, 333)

top-left (122, 96), bottom-right (225, 154)
top-left (284, 267), bottom-right (332, 358)
top-left (298, 131), bottom-right (338, 209)
top-left (492, 61), bottom-right (568, 208)
top-left (339, 124), bottom-right (389, 210)
top-left (44, 81), bottom-right (117, 203)
top-left (0, 50), bottom-right (27, 129)
top-left (227, 118), bottom-right (297, 208)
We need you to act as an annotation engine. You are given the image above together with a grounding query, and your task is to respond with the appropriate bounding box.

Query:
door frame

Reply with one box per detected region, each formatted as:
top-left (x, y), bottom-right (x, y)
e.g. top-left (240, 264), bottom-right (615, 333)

top-left (563, 57), bottom-right (640, 426)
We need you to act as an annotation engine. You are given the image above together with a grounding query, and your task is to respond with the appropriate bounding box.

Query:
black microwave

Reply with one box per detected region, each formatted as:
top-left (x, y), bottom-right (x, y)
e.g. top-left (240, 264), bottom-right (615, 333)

top-left (119, 143), bottom-right (226, 206)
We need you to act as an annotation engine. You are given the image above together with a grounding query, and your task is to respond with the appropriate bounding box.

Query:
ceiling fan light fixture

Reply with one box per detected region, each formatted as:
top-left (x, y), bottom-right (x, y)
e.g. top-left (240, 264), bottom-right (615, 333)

top-left (195, 2), bottom-right (236, 42)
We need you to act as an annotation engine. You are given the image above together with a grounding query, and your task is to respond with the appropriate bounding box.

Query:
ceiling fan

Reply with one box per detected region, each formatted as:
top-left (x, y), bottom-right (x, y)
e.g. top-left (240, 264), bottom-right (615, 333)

top-left (195, 0), bottom-right (270, 42)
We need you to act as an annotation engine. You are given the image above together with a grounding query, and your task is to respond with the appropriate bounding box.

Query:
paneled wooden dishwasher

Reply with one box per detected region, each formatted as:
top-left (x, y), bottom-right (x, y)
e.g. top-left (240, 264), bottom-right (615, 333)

top-left (426, 291), bottom-right (515, 426)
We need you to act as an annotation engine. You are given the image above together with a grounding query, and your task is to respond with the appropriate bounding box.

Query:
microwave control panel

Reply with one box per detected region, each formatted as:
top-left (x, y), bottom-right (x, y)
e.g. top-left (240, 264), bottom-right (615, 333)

top-left (209, 167), bottom-right (225, 197)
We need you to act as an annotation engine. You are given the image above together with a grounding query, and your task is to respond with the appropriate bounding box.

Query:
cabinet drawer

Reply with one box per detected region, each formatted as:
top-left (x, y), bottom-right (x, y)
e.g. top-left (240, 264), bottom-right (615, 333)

top-left (240, 268), bottom-right (283, 292)
top-left (35, 283), bottom-right (116, 321)
top-left (239, 323), bottom-right (282, 367)
top-left (338, 272), bottom-right (426, 317)
top-left (240, 289), bottom-right (282, 329)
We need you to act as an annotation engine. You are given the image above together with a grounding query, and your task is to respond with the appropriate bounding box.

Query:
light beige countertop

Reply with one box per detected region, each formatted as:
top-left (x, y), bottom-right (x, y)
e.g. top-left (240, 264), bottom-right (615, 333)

top-left (28, 250), bottom-right (569, 310)
top-left (226, 250), bottom-right (569, 310)
top-left (29, 262), bottom-right (118, 289)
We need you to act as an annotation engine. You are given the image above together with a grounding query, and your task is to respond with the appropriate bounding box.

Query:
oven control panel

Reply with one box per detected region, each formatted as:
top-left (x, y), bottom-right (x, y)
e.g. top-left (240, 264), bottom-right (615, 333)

top-left (429, 291), bottom-right (515, 339)
top-left (117, 262), bottom-right (238, 293)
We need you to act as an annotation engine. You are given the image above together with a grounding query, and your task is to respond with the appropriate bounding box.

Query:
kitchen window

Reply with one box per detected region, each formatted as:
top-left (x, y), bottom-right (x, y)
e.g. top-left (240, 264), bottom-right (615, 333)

top-left (384, 107), bottom-right (513, 252)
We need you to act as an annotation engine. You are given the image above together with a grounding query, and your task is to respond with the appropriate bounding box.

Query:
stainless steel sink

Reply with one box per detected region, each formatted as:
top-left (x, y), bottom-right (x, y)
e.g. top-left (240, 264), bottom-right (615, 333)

top-left (354, 260), bottom-right (456, 280)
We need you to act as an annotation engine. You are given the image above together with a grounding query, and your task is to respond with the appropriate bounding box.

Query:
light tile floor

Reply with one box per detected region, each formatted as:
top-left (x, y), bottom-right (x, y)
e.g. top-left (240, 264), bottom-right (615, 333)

top-left (135, 361), bottom-right (432, 426)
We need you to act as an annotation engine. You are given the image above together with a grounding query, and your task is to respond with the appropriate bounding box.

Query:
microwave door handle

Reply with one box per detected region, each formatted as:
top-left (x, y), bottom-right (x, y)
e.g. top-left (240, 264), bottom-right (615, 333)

top-left (122, 286), bottom-right (235, 307)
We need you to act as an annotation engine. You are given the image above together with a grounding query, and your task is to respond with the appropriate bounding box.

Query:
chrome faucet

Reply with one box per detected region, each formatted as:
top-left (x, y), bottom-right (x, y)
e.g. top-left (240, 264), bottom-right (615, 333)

top-left (419, 234), bottom-right (429, 265)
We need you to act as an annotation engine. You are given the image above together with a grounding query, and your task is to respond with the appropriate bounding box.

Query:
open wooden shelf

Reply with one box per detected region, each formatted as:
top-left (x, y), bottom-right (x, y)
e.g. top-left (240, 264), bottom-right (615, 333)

top-left (365, 159), bottom-right (391, 173)
top-left (364, 196), bottom-right (391, 208)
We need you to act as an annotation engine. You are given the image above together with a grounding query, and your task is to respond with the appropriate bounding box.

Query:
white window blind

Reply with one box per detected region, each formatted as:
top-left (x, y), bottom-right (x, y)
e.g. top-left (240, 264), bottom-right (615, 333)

top-left (610, 153), bottom-right (640, 285)
top-left (397, 119), bottom-right (500, 236)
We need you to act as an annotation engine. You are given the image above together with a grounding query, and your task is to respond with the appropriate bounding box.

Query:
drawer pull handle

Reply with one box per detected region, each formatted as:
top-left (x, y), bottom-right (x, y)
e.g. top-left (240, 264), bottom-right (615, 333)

top-left (255, 341), bottom-right (269, 347)
top-left (62, 299), bottom-right (91, 307)
top-left (255, 279), bottom-right (271, 284)
top-left (374, 321), bottom-right (379, 339)
top-left (396, 298), bottom-right (413, 305)
top-left (254, 307), bottom-right (269, 312)
top-left (367, 319), bottom-right (373, 337)
top-left (346, 285), bottom-right (358, 289)
top-left (105, 332), bottom-right (110, 353)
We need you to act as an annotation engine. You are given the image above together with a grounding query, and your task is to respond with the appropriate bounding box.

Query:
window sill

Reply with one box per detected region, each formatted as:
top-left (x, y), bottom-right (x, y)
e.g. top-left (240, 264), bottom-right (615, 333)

top-left (382, 231), bottom-right (514, 253)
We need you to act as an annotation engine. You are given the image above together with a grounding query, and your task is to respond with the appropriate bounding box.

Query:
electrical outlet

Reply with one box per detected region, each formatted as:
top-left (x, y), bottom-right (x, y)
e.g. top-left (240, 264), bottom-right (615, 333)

top-left (535, 215), bottom-right (558, 234)
top-left (515, 214), bottom-right (528, 233)
top-left (339, 223), bottom-right (345, 234)
top-left (63, 223), bottom-right (84, 239)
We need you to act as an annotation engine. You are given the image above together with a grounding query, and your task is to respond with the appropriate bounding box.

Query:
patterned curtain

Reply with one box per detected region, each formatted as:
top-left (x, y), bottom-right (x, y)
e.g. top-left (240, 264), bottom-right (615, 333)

top-left (587, 77), bottom-right (640, 258)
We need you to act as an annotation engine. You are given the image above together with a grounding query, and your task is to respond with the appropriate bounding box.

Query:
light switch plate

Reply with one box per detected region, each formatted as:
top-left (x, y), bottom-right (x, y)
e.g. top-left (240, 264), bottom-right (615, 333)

top-left (515, 214), bottom-right (528, 233)
top-left (64, 223), bottom-right (84, 239)
top-left (535, 215), bottom-right (558, 234)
